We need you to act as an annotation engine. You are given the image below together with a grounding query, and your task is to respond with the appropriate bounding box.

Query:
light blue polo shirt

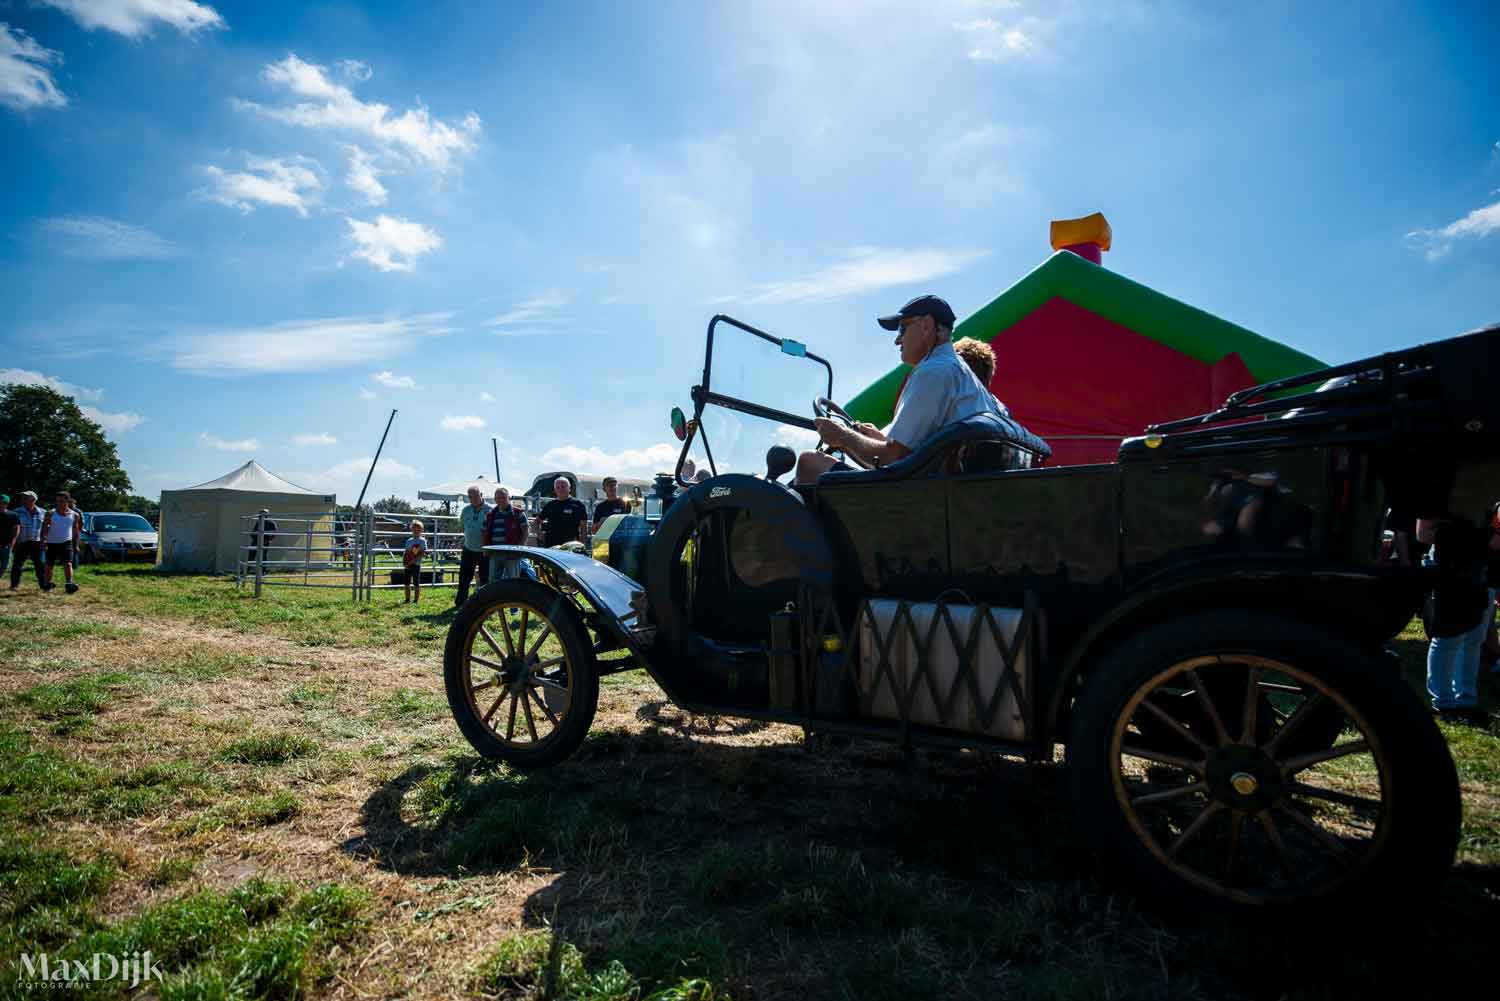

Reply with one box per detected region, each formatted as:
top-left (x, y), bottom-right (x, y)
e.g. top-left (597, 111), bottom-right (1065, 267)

top-left (459, 502), bottom-right (492, 552)
top-left (885, 341), bottom-right (1003, 451)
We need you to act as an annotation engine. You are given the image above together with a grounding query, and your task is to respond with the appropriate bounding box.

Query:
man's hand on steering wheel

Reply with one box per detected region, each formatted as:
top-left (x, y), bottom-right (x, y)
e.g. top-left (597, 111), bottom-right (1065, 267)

top-left (813, 397), bottom-right (854, 454)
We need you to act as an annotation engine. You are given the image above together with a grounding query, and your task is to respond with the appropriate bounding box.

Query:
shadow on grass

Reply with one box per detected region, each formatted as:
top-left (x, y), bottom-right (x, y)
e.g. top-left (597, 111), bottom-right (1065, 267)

top-left (338, 715), bottom-right (1500, 1000)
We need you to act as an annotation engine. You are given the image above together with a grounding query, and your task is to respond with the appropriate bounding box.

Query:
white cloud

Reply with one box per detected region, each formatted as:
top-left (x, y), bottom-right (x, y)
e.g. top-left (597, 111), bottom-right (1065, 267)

top-left (487, 290), bottom-right (569, 327)
top-left (344, 145), bottom-right (387, 206)
top-left (478, 391), bottom-right (495, 402)
top-left (337, 59), bottom-right (371, 82)
top-left (292, 432), bottom-right (337, 446)
top-left (954, 13), bottom-right (1049, 62)
top-left (282, 455), bottom-right (421, 501)
top-left (201, 432), bottom-right (260, 452)
top-left (39, 215), bottom-right (178, 259)
top-left (41, 0), bottom-right (225, 38)
top-left (441, 415), bottom-right (485, 432)
top-left (1407, 200), bottom-right (1500, 261)
top-left (0, 25), bottom-right (66, 113)
top-left (358, 386), bottom-right (377, 400)
top-left (372, 370), bottom-right (415, 389)
top-left (772, 424), bottom-right (821, 451)
top-left (345, 214), bottom-right (441, 272)
top-left (540, 442), bottom-right (681, 480)
top-left (155, 313), bottom-right (450, 375)
top-left (81, 406), bottom-right (147, 435)
top-left (199, 154), bottom-right (323, 217)
top-left (0, 368), bottom-right (105, 402)
top-left (237, 53), bottom-right (480, 173)
top-left (721, 246), bottom-right (991, 304)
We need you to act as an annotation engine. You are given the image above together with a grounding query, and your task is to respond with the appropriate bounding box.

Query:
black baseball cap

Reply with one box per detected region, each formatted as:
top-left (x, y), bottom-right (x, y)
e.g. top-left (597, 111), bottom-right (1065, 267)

top-left (878, 294), bottom-right (956, 331)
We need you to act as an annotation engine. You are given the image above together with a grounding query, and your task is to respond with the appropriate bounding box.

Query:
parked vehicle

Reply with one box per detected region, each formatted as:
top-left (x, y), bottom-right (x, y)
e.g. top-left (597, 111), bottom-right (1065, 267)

top-left (448, 313), bottom-right (1497, 914)
top-left (79, 511), bottom-right (159, 563)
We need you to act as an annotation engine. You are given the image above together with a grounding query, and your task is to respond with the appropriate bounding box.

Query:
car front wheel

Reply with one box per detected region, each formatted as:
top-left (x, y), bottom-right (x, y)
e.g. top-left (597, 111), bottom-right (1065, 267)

top-left (1066, 611), bottom-right (1459, 915)
top-left (443, 579), bottom-right (599, 770)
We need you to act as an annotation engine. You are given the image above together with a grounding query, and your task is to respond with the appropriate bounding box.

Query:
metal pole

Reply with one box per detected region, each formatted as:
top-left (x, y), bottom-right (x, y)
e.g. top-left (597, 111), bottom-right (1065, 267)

top-left (254, 511), bottom-right (265, 598)
top-left (492, 437), bottom-right (501, 482)
top-left (354, 409), bottom-right (398, 512)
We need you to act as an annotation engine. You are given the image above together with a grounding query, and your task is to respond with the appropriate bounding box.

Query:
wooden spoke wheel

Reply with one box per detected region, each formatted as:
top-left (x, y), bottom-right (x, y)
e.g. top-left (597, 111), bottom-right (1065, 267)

top-left (1067, 612), bottom-right (1459, 914)
top-left (444, 579), bottom-right (599, 769)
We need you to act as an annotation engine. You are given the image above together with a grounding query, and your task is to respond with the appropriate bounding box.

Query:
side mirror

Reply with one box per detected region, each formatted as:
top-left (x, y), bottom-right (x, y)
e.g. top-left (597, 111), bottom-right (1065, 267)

top-left (765, 445), bottom-right (796, 483)
top-left (670, 406), bottom-right (687, 441)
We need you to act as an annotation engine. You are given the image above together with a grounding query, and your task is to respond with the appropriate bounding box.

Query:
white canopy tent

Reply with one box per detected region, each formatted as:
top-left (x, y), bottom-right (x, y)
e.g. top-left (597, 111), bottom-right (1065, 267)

top-left (417, 476), bottom-right (523, 504)
top-left (158, 461), bottom-right (336, 573)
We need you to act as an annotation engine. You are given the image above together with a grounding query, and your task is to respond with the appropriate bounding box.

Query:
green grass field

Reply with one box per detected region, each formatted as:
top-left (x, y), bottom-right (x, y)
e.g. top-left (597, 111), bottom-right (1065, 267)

top-left (1, 563), bottom-right (1496, 999)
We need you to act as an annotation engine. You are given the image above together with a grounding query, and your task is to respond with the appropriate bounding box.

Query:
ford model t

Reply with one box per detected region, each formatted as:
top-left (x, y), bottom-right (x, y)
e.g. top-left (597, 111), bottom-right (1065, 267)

top-left (445, 313), bottom-right (1497, 913)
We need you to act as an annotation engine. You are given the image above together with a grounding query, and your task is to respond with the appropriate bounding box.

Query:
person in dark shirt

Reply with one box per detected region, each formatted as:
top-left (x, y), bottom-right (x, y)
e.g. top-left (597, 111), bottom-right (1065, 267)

top-left (591, 476), bottom-right (630, 531)
top-left (0, 494), bottom-right (19, 581)
top-left (539, 476), bottom-right (588, 547)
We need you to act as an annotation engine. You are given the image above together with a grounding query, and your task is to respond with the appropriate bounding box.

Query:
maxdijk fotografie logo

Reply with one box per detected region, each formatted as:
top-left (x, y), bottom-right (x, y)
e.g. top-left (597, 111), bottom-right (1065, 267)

top-left (14, 951), bottom-right (164, 990)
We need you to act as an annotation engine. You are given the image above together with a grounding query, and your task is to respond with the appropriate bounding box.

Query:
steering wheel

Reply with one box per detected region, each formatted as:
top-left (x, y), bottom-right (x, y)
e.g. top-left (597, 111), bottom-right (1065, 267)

top-left (812, 397), bottom-right (871, 467)
top-left (814, 396), bottom-right (854, 426)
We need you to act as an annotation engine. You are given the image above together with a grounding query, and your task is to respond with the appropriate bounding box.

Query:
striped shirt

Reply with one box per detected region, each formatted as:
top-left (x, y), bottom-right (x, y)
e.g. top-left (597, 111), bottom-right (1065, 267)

top-left (13, 506), bottom-right (44, 544)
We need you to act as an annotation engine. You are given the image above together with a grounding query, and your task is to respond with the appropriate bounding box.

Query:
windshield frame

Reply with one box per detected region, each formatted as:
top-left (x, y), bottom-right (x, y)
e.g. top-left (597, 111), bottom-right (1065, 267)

top-left (676, 314), bottom-right (834, 484)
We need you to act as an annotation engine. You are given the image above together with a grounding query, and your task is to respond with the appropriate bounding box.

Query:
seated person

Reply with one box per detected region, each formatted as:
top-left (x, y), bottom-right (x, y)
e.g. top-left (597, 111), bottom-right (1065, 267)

top-left (795, 295), bottom-right (1001, 483)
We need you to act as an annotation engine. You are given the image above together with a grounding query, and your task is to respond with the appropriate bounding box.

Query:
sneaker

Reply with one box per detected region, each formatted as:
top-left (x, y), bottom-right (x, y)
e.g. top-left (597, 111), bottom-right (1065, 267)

top-left (41, 582), bottom-right (54, 592)
top-left (65, 582), bottom-right (78, 594)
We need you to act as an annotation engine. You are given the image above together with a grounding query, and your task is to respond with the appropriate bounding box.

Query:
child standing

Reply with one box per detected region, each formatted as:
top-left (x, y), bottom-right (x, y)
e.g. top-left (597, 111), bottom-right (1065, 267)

top-left (403, 520), bottom-right (428, 604)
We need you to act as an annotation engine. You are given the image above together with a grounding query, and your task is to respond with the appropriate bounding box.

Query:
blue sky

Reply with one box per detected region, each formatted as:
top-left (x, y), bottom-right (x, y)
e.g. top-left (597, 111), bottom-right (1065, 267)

top-left (2, 0), bottom-right (1497, 503)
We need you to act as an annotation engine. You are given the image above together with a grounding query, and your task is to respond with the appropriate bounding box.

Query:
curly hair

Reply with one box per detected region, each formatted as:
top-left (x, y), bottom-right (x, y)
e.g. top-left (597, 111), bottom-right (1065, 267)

top-left (953, 336), bottom-right (996, 388)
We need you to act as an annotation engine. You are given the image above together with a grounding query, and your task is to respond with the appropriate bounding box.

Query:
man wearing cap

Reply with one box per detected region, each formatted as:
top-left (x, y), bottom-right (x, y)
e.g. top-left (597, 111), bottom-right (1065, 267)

top-left (0, 494), bottom-right (18, 580)
top-left (9, 490), bottom-right (46, 590)
top-left (795, 295), bottom-right (1001, 483)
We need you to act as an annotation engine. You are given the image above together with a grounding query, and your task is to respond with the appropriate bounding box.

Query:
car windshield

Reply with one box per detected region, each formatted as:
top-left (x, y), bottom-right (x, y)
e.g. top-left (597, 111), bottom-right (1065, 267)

top-left (92, 515), bottom-right (152, 532)
top-left (690, 317), bottom-right (832, 476)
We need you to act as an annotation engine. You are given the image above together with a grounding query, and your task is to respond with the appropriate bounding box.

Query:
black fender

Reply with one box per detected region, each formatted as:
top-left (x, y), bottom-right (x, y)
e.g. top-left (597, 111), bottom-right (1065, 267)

top-left (644, 474), bottom-right (834, 657)
top-left (1042, 565), bottom-right (1427, 744)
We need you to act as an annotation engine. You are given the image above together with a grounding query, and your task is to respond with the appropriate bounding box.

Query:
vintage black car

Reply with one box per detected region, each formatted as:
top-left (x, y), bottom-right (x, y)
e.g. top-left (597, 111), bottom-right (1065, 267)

top-left (446, 314), bottom-right (1498, 914)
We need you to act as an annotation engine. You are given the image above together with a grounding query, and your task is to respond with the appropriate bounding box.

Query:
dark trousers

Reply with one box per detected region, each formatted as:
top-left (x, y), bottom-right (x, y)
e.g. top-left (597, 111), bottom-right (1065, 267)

top-left (10, 541), bottom-right (43, 588)
top-left (456, 548), bottom-right (489, 604)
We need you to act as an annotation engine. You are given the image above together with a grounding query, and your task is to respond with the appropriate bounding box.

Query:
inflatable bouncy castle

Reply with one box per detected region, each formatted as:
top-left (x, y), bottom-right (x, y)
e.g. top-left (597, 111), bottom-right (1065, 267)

top-left (843, 213), bottom-right (1324, 465)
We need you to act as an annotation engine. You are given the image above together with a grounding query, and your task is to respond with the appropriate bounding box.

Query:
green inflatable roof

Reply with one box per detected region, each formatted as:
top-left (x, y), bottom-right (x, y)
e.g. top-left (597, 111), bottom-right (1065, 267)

top-left (844, 250), bottom-right (1325, 424)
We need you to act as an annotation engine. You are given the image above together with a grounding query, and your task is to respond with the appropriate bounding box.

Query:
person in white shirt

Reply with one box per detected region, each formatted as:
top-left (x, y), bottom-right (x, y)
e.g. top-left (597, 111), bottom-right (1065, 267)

top-left (41, 491), bottom-right (82, 593)
top-left (795, 295), bottom-right (1001, 483)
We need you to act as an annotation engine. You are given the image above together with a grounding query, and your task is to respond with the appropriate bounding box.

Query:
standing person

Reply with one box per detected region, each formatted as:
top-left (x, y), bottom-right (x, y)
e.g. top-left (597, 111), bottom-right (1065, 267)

top-left (40, 492), bottom-right (81, 593)
top-left (0, 494), bottom-right (17, 582)
top-left (591, 476), bottom-right (630, 532)
top-left (249, 510), bottom-right (279, 569)
top-left (1417, 515), bottom-right (1499, 723)
top-left (485, 487), bottom-right (534, 581)
top-left (538, 476), bottom-right (588, 548)
top-left (402, 520), bottom-right (428, 604)
top-left (9, 491), bottom-right (44, 590)
top-left (455, 485), bottom-right (492, 606)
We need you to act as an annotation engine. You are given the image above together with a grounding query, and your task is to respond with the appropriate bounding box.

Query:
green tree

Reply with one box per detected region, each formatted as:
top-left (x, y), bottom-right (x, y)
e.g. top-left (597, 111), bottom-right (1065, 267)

top-left (372, 494), bottom-right (414, 513)
top-left (0, 384), bottom-right (131, 510)
top-left (123, 495), bottom-right (160, 524)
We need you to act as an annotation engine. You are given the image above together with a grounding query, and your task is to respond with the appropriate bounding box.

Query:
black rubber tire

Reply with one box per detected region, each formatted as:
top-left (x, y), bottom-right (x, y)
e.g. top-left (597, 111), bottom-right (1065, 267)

top-left (443, 578), bottom-right (599, 770)
top-left (1066, 610), bottom-right (1460, 916)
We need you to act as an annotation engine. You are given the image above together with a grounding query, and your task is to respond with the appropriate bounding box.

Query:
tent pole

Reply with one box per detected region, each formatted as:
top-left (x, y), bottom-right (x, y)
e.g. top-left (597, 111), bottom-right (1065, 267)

top-left (355, 409), bottom-right (397, 512)
top-left (492, 437), bottom-right (500, 482)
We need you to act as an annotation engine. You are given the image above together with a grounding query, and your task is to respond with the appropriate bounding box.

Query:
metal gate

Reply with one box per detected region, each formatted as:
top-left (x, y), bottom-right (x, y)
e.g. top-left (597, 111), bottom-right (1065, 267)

top-left (236, 509), bottom-right (467, 601)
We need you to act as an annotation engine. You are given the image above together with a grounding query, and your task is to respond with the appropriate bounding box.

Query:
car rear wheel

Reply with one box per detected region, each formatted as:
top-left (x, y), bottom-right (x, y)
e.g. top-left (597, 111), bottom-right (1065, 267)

top-left (443, 579), bottom-right (599, 770)
top-left (1066, 611), bottom-right (1459, 915)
